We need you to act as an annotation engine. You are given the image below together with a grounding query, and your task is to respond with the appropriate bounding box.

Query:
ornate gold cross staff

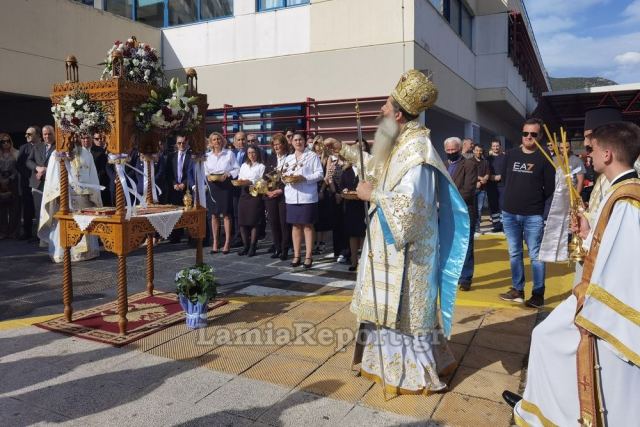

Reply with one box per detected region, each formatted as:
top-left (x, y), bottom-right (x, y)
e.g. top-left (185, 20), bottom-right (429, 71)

top-left (355, 99), bottom-right (389, 401)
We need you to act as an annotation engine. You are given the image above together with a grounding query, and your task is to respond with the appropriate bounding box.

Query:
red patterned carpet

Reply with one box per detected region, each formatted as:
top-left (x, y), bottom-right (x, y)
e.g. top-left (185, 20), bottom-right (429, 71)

top-left (35, 292), bottom-right (226, 346)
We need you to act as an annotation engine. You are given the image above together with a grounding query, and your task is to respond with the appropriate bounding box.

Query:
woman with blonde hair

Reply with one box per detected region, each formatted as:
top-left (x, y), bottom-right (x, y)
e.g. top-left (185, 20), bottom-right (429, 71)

top-left (204, 131), bottom-right (239, 254)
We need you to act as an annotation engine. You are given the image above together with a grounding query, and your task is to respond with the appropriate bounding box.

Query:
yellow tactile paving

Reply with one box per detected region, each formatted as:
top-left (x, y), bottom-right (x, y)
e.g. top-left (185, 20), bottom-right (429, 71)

top-left (460, 345), bottom-right (525, 377)
top-left (481, 308), bottom-right (538, 337)
top-left (241, 353), bottom-right (320, 388)
top-left (360, 385), bottom-right (443, 419)
top-left (146, 330), bottom-right (214, 360)
top-left (432, 391), bottom-right (513, 426)
top-left (126, 322), bottom-right (192, 352)
top-left (449, 366), bottom-right (521, 403)
top-left (324, 343), bottom-right (356, 369)
top-left (297, 364), bottom-right (373, 402)
top-left (460, 235), bottom-right (574, 310)
top-left (0, 314), bottom-right (61, 330)
top-left (198, 345), bottom-right (270, 375)
top-left (471, 329), bottom-right (531, 355)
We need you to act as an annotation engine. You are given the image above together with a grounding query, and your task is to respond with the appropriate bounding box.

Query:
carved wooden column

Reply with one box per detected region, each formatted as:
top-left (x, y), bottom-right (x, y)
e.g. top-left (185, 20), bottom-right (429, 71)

top-left (144, 154), bottom-right (155, 295)
top-left (59, 147), bottom-right (74, 321)
top-left (117, 254), bottom-right (128, 334)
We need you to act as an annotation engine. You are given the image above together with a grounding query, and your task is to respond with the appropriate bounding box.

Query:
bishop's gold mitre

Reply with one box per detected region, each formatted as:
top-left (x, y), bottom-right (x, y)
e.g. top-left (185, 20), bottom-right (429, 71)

top-left (391, 69), bottom-right (438, 116)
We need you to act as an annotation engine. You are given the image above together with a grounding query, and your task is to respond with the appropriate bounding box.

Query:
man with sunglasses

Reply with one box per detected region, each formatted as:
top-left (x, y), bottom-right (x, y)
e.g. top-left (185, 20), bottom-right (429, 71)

top-left (16, 126), bottom-right (40, 240)
top-left (498, 118), bottom-right (555, 308)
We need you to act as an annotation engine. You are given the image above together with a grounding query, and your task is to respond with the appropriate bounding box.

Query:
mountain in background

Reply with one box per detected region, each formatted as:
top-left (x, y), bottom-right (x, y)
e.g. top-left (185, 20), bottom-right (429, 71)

top-left (550, 77), bottom-right (618, 91)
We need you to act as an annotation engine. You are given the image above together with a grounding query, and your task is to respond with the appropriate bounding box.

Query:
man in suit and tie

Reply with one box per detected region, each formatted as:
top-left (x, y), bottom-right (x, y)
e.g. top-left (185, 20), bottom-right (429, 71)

top-left (27, 125), bottom-right (56, 232)
top-left (16, 126), bottom-right (40, 239)
top-left (444, 136), bottom-right (478, 291)
top-left (167, 134), bottom-right (192, 243)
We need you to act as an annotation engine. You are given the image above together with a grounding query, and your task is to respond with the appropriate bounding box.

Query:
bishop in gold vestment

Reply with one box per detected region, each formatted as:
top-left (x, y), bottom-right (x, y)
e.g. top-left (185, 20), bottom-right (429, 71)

top-left (341, 70), bottom-right (470, 394)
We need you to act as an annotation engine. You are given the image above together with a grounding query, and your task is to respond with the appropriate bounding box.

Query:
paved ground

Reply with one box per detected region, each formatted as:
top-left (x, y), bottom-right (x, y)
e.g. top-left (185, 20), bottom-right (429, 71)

top-left (0, 227), bottom-right (574, 426)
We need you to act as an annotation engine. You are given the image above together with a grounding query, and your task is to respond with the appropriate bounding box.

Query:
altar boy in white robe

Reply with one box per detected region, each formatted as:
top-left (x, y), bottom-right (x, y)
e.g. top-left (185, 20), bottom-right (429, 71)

top-left (329, 70), bottom-right (470, 395)
top-left (38, 139), bottom-right (102, 262)
top-left (505, 121), bottom-right (640, 426)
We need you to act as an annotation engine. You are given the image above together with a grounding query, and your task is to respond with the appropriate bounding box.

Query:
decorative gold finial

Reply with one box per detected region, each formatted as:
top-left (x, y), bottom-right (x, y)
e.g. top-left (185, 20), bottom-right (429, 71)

top-left (186, 68), bottom-right (198, 94)
top-left (65, 55), bottom-right (79, 83)
top-left (183, 188), bottom-right (193, 210)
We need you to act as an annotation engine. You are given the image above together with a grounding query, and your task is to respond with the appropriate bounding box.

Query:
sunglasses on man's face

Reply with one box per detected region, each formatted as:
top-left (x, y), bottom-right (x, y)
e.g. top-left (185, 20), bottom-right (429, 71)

top-left (522, 131), bottom-right (539, 138)
top-left (25, 133), bottom-right (34, 137)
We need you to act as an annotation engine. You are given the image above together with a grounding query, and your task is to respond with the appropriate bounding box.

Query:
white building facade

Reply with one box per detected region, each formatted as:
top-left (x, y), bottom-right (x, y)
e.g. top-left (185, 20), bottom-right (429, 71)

top-left (1, 0), bottom-right (548, 150)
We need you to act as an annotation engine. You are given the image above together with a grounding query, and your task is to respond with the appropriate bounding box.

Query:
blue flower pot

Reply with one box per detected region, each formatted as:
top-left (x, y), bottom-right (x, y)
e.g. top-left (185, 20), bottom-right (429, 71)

top-left (179, 295), bottom-right (208, 329)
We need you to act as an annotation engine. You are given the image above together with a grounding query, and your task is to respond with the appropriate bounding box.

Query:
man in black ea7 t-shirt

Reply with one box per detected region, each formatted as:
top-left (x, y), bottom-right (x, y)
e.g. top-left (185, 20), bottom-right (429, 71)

top-left (499, 118), bottom-right (555, 308)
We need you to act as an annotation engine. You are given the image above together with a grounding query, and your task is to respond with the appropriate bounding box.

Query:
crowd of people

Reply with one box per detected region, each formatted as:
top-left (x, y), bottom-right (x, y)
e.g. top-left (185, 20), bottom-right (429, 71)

top-left (0, 110), bottom-right (624, 288)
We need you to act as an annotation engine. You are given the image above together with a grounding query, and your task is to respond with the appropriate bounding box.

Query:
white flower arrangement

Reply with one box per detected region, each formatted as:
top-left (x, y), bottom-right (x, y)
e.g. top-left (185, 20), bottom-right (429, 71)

top-left (134, 77), bottom-right (202, 135)
top-left (51, 90), bottom-right (110, 135)
top-left (100, 38), bottom-right (163, 85)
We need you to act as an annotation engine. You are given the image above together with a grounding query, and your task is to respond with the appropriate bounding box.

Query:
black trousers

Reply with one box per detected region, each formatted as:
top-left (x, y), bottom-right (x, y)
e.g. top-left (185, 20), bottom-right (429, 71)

top-left (265, 196), bottom-right (290, 252)
top-left (21, 187), bottom-right (34, 237)
top-left (332, 201), bottom-right (347, 257)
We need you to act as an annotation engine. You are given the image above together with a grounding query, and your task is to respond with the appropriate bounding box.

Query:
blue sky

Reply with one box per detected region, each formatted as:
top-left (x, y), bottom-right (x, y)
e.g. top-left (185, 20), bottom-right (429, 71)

top-left (524, 0), bottom-right (640, 83)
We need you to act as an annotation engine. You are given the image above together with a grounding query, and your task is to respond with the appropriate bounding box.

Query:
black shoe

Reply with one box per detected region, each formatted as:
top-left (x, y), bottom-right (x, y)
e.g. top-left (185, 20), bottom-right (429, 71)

top-left (492, 224), bottom-right (503, 233)
top-left (270, 250), bottom-right (281, 259)
top-left (248, 244), bottom-right (257, 257)
top-left (525, 294), bottom-right (545, 309)
top-left (502, 390), bottom-right (522, 408)
top-left (291, 257), bottom-right (301, 267)
top-left (280, 249), bottom-right (289, 261)
top-left (348, 264), bottom-right (358, 272)
top-left (238, 246), bottom-right (249, 256)
top-left (303, 258), bottom-right (313, 269)
top-left (459, 282), bottom-right (471, 291)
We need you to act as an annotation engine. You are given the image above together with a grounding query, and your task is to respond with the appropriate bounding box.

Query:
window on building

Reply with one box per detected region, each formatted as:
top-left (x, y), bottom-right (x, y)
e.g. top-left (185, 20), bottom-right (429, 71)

top-left (168, 0), bottom-right (198, 26)
top-left (442, 0), bottom-right (473, 49)
top-left (258, 0), bottom-right (309, 12)
top-left (137, 0), bottom-right (164, 27)
top-left (429, 0), bottom-right (443, 14)
top-left (460, 6), bottom-right (472, 47)
top-left (104, 0), bottom-right (232, 27)
top-left (104, 0), bottom-right (134, 19)
top-left (201, 0), bottom-right (233, 20)
top-left (74, 0), bottom-right (95, 6)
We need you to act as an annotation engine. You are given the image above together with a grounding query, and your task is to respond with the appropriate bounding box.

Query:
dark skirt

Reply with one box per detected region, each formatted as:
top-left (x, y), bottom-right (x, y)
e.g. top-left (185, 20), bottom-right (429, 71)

top-left (343, 199), bottom-right (366, 238)
top-left (286, 202), bottom-right (318, 225)
top-left (207, 179), bottom-right (234, 216)
top-left (315, 189), bottom-right (336, 231)
top-left (238, 189), bottom-right (264, 227)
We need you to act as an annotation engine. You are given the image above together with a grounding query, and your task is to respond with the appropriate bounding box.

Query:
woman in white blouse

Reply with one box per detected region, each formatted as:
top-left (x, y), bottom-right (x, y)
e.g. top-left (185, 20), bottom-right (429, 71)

top-left (237, 145), bottom-right (266, 257)
top-left (283, 132), bottom-right (324, 268)
top-left (205, 132), bottom-right (239, 254)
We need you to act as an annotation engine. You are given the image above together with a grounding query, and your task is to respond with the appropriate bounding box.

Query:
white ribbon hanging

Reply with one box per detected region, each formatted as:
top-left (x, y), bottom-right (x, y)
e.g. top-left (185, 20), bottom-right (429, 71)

top-left (142, 158), bottom-right (162, 204)
top-left (193, 158), bottom-right (207, 208)
top-left (108, 154), bottom-right (137, 220)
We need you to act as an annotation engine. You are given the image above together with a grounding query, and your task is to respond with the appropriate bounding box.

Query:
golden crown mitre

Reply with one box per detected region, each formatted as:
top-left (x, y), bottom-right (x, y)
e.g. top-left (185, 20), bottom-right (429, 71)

top-left (391, 69), bottom-right (438, 116)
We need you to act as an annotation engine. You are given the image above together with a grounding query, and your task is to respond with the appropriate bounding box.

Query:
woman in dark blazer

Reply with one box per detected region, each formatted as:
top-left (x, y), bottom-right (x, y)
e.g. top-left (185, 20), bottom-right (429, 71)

top-left (263, 133), bottom-right (291, 260)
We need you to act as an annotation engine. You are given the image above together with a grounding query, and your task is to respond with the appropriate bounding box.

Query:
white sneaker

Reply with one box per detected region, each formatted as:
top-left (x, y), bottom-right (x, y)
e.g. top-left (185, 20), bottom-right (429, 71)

top-left (337, 255), bottom-right (346, 263)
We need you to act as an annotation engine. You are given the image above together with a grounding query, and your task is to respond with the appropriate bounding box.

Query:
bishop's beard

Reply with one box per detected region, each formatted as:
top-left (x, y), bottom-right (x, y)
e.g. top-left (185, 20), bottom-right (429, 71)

top-left (371, 115), bottom-right (400, 166)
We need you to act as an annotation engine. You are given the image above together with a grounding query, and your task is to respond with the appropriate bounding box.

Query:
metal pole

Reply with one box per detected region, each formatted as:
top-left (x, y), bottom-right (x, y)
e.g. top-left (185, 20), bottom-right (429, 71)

top-left (355, 100), bottom-right (389, 401)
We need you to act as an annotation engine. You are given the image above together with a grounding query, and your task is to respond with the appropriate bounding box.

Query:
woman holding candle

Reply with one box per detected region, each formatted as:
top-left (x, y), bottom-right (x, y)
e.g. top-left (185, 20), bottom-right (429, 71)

top-left (283, 132), bottom-right (324, 268)
top-left (204, 132), bottom-right (239, 254)
top-left (237, 144), bottom-right (265, 257)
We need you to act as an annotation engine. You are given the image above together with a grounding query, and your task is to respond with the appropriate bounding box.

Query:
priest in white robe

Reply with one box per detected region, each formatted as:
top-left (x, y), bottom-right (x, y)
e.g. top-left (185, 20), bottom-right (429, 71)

top-left (38, 141), bottom-right (102, 262)
top-left (332, 70), bottom-right (470, 395)
top-left (509, 122), bottom-right (640, 426)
